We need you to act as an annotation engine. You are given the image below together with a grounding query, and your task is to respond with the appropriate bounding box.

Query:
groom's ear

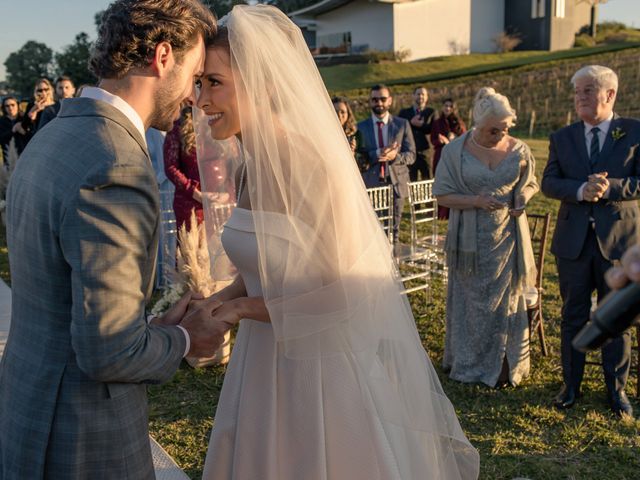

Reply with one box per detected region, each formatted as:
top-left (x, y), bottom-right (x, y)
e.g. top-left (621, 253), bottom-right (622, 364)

top-left (152, 41), bottom-right (176, 78)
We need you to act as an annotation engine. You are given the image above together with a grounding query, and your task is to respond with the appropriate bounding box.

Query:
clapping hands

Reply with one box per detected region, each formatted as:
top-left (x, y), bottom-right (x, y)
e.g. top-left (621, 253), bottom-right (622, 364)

top-left (378, 142), bottom-right (399, 162)
top-left (583, 172), bottom-right (609, 202)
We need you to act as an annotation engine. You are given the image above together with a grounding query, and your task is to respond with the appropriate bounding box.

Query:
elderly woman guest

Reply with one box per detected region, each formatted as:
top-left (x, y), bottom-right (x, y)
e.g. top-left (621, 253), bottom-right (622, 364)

top-left (433, 87), bottom-right (538, 388)
top-left (431, 98), bottom-right (467, 219)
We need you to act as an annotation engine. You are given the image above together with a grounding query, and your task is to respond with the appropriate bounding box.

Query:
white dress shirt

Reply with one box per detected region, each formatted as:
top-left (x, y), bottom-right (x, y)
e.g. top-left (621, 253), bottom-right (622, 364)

top-left (82, 87), bottom-right (191, 357)
top-left (576, 112), bottom-right (614, 202)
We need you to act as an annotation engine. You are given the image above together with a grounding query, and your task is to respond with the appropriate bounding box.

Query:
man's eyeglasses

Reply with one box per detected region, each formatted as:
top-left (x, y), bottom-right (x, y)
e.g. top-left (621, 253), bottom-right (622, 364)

top-left (371, 97), bottom-right (388, 103)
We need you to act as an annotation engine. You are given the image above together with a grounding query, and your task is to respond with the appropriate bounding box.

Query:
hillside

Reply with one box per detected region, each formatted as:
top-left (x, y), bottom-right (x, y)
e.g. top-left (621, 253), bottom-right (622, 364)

top-left (332, 44), bottom-right (640, 137)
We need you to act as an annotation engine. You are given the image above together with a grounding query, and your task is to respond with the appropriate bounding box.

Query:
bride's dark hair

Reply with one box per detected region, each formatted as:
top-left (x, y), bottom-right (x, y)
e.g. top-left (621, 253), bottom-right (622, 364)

top-left (206, 25), bottom-right (229, 51)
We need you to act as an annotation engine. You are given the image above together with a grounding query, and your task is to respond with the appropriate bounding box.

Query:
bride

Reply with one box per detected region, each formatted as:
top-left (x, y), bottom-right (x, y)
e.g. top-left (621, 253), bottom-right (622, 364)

top-left (193, 5), bottom-right (479, 479)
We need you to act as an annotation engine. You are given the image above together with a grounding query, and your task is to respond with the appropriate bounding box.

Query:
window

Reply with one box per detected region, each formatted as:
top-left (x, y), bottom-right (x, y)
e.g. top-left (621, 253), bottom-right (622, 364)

top-left (555, 0), bottom-right (565, 18)
top-left (531, 0), bottom-right (546, 19)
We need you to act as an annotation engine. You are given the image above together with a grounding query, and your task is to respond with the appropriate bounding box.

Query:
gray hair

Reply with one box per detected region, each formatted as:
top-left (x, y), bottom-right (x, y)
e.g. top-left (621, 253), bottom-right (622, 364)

top-left (472, 87), bottom-right (516, 127)
top-left (571, 65), bottom-right (618, 92)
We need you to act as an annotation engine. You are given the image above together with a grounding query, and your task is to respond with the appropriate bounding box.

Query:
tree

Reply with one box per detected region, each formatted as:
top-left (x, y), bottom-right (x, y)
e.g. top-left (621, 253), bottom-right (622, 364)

top-left (4, 41), bottom-right (53, 97)
top-left (54, 33), bottom-right (97, 87)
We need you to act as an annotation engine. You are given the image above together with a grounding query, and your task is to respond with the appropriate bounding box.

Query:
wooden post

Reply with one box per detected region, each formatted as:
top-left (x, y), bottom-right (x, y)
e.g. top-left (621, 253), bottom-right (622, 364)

top-left (529, 110), bottom-right (536, 138)
top-left (544, 98), bottom-right (549, 119)
top-left (468, 107), bottom-right (473, 129)
top-left (516, 96), bottom-right (521, 113)
top-left (566, 111), bottom-right (572, 126)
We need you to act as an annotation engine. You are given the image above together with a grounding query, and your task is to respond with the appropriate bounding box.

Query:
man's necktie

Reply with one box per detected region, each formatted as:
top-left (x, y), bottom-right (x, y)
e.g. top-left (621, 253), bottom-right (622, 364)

top-left (590, 126), bottom-right (600, 167)
top-left (377, 121), bottom-right (385, 180)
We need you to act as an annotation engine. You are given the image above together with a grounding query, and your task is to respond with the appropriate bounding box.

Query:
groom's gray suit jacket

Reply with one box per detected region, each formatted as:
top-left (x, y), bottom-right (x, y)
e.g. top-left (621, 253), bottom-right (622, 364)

top-left (0, 98), bottom-right (186, 479)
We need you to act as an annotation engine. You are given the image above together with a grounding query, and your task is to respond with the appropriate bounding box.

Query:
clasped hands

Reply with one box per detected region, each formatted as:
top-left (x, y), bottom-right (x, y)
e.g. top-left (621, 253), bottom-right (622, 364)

top-left (151, 292), bottom-right (241, 358)
top-left (583, 172), bottom-right (609, 203)
top-left (378, 142), bottom-right (399, 162)
top-left (475, 194), bottom-right (525, 217)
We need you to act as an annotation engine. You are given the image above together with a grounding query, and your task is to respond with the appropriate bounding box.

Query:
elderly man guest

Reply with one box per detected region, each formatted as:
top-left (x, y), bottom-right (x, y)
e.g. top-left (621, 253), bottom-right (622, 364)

top-left (399, 86), bottom-right (435, 180)
top-left (358, 84), bottom-right (416, 243)
top-left (434, 87), bottom-right (538, 388)
top-left (542, 65), bottom-right (640, 417)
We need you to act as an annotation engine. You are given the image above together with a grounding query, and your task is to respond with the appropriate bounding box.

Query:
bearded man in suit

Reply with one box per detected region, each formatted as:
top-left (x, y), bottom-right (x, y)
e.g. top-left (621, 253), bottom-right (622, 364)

top-left (0, 1), bottom-right (229, 478)
top-left (358, 84), bottom-right (416, 243)
top-left (542, 65), bottom-right (640, 418)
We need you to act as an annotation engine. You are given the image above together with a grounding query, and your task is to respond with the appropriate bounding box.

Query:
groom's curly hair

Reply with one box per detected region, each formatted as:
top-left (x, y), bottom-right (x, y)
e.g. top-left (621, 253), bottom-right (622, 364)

top-left (90, 0), bottom-right (217, 80)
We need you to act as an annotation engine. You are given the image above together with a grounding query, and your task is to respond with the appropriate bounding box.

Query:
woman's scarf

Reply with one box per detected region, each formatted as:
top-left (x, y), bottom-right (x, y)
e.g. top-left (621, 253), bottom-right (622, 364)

top-left (433, 131), bottom-right (538, 292)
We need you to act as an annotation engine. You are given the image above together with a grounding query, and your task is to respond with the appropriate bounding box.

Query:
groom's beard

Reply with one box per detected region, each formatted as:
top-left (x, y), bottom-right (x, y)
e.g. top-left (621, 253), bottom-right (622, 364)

top-left (149, 71), bottom-right (184, 132)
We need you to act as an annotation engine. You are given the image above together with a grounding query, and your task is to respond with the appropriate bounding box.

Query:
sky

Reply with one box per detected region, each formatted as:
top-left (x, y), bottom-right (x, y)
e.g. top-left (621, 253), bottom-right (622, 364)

top-left (0, 0), bottom-right (639, 82)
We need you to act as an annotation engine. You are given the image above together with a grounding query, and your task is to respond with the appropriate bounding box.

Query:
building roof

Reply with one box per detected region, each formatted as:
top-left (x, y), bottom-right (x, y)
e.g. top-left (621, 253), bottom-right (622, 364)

top-left (289, 0), bottom-right (415, 18)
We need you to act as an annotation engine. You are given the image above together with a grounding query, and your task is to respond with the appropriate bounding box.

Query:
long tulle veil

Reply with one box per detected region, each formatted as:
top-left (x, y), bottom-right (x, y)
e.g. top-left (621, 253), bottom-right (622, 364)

top-left (195, 5), bottom-right (479, 478)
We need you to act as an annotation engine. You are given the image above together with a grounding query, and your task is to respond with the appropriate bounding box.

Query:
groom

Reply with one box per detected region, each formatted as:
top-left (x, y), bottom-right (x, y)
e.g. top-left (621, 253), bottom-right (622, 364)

top-left (0, 1), bottom-right (222, 478)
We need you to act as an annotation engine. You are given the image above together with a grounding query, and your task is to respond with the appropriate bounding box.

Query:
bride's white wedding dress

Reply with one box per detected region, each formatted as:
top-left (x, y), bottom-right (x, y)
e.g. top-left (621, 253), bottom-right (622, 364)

top-left (203, 207), bottom-right (403, 479)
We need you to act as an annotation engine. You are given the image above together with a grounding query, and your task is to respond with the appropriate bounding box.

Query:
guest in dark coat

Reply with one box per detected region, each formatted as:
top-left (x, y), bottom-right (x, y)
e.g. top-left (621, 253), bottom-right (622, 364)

top-left (0, 96), bottom-right (28, 162)
top-left (542, 65), bottom-right (640, 418)
top-left (398, 86), bottom-right (435, 180)
top-left (20, 78), bottom-right (55, 143)
top-left (431, 98), bottom-right (467, 219)
top-left (37, 76), bottom-right (76, 131)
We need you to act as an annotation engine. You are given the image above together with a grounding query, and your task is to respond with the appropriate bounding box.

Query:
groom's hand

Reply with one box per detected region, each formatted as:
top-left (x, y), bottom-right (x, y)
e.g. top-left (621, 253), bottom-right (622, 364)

top-left (180, 298), bottom-right (233, 357)
top-left (150, 291), bottom-right (192, 326)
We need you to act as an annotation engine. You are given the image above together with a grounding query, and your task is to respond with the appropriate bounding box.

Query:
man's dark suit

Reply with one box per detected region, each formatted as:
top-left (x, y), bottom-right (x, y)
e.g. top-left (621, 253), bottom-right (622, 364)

top-left (357, 115), bottom-right (416, 241)
top-left (541, 115), bottom-right (640, 400)
top-left (398, 106), bottom-right (434, 180)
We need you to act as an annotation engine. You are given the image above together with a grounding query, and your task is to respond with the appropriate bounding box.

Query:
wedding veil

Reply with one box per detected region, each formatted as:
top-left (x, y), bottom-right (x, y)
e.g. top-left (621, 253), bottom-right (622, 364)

top-left (195, 5), bottom-right (479, 478)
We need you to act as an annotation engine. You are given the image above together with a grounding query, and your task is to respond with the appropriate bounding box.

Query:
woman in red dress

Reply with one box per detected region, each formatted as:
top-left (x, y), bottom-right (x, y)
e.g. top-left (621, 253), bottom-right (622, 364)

top-left (164, 107), bottom-right (204, 230)
top-left (431, 98), bottom-right (467, 219)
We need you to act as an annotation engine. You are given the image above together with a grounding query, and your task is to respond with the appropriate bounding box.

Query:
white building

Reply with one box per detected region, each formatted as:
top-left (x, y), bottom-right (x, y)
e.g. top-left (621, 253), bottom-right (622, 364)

top-left (290, 0), bottom-right (590, 62)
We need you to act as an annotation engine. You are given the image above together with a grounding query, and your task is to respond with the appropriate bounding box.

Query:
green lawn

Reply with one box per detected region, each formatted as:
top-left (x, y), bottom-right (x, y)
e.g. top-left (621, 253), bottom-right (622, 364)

top-left (321, 43), bottom-right (640, 92)
top-left (1, 139), bottom-right (638, 479)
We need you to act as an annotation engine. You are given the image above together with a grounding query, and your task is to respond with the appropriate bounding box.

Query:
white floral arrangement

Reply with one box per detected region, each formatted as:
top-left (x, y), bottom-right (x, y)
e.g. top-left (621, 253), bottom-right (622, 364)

top-left (150, 281), bottom-right (186, 318)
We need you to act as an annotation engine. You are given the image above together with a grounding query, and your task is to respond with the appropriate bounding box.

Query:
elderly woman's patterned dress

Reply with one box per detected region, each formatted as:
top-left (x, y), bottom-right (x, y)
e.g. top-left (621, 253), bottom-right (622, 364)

top-left (442, 148), bottom-right (530, 387)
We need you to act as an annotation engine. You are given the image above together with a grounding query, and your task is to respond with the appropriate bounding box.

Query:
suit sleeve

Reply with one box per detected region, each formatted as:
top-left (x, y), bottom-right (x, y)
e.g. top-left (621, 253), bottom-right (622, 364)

top-left (392, 120), bottom-right (416, 166)
top-left (606, 142), bottom-right (640, 201)
top-left (60, 160), bottom-right (185, 384)
top-left (541, 132), bottom-right (583, 204)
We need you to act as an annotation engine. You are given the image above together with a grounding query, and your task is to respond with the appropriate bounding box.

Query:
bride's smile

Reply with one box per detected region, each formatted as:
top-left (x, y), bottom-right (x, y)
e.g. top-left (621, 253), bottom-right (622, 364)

top-left (196, 43), bottom-right (241, 141)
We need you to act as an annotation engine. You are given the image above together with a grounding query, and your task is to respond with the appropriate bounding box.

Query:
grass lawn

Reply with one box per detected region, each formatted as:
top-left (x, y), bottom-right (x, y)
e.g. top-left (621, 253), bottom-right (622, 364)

top-left (0, 139), bottom-right (638, 479)
top-left (320, 43), bottom-right (640, 92)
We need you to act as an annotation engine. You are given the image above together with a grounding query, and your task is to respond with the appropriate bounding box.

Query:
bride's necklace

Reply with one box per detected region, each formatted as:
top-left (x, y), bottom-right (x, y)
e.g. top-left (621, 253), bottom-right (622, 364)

top-left (236, 161), bottom-right (247, 204)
